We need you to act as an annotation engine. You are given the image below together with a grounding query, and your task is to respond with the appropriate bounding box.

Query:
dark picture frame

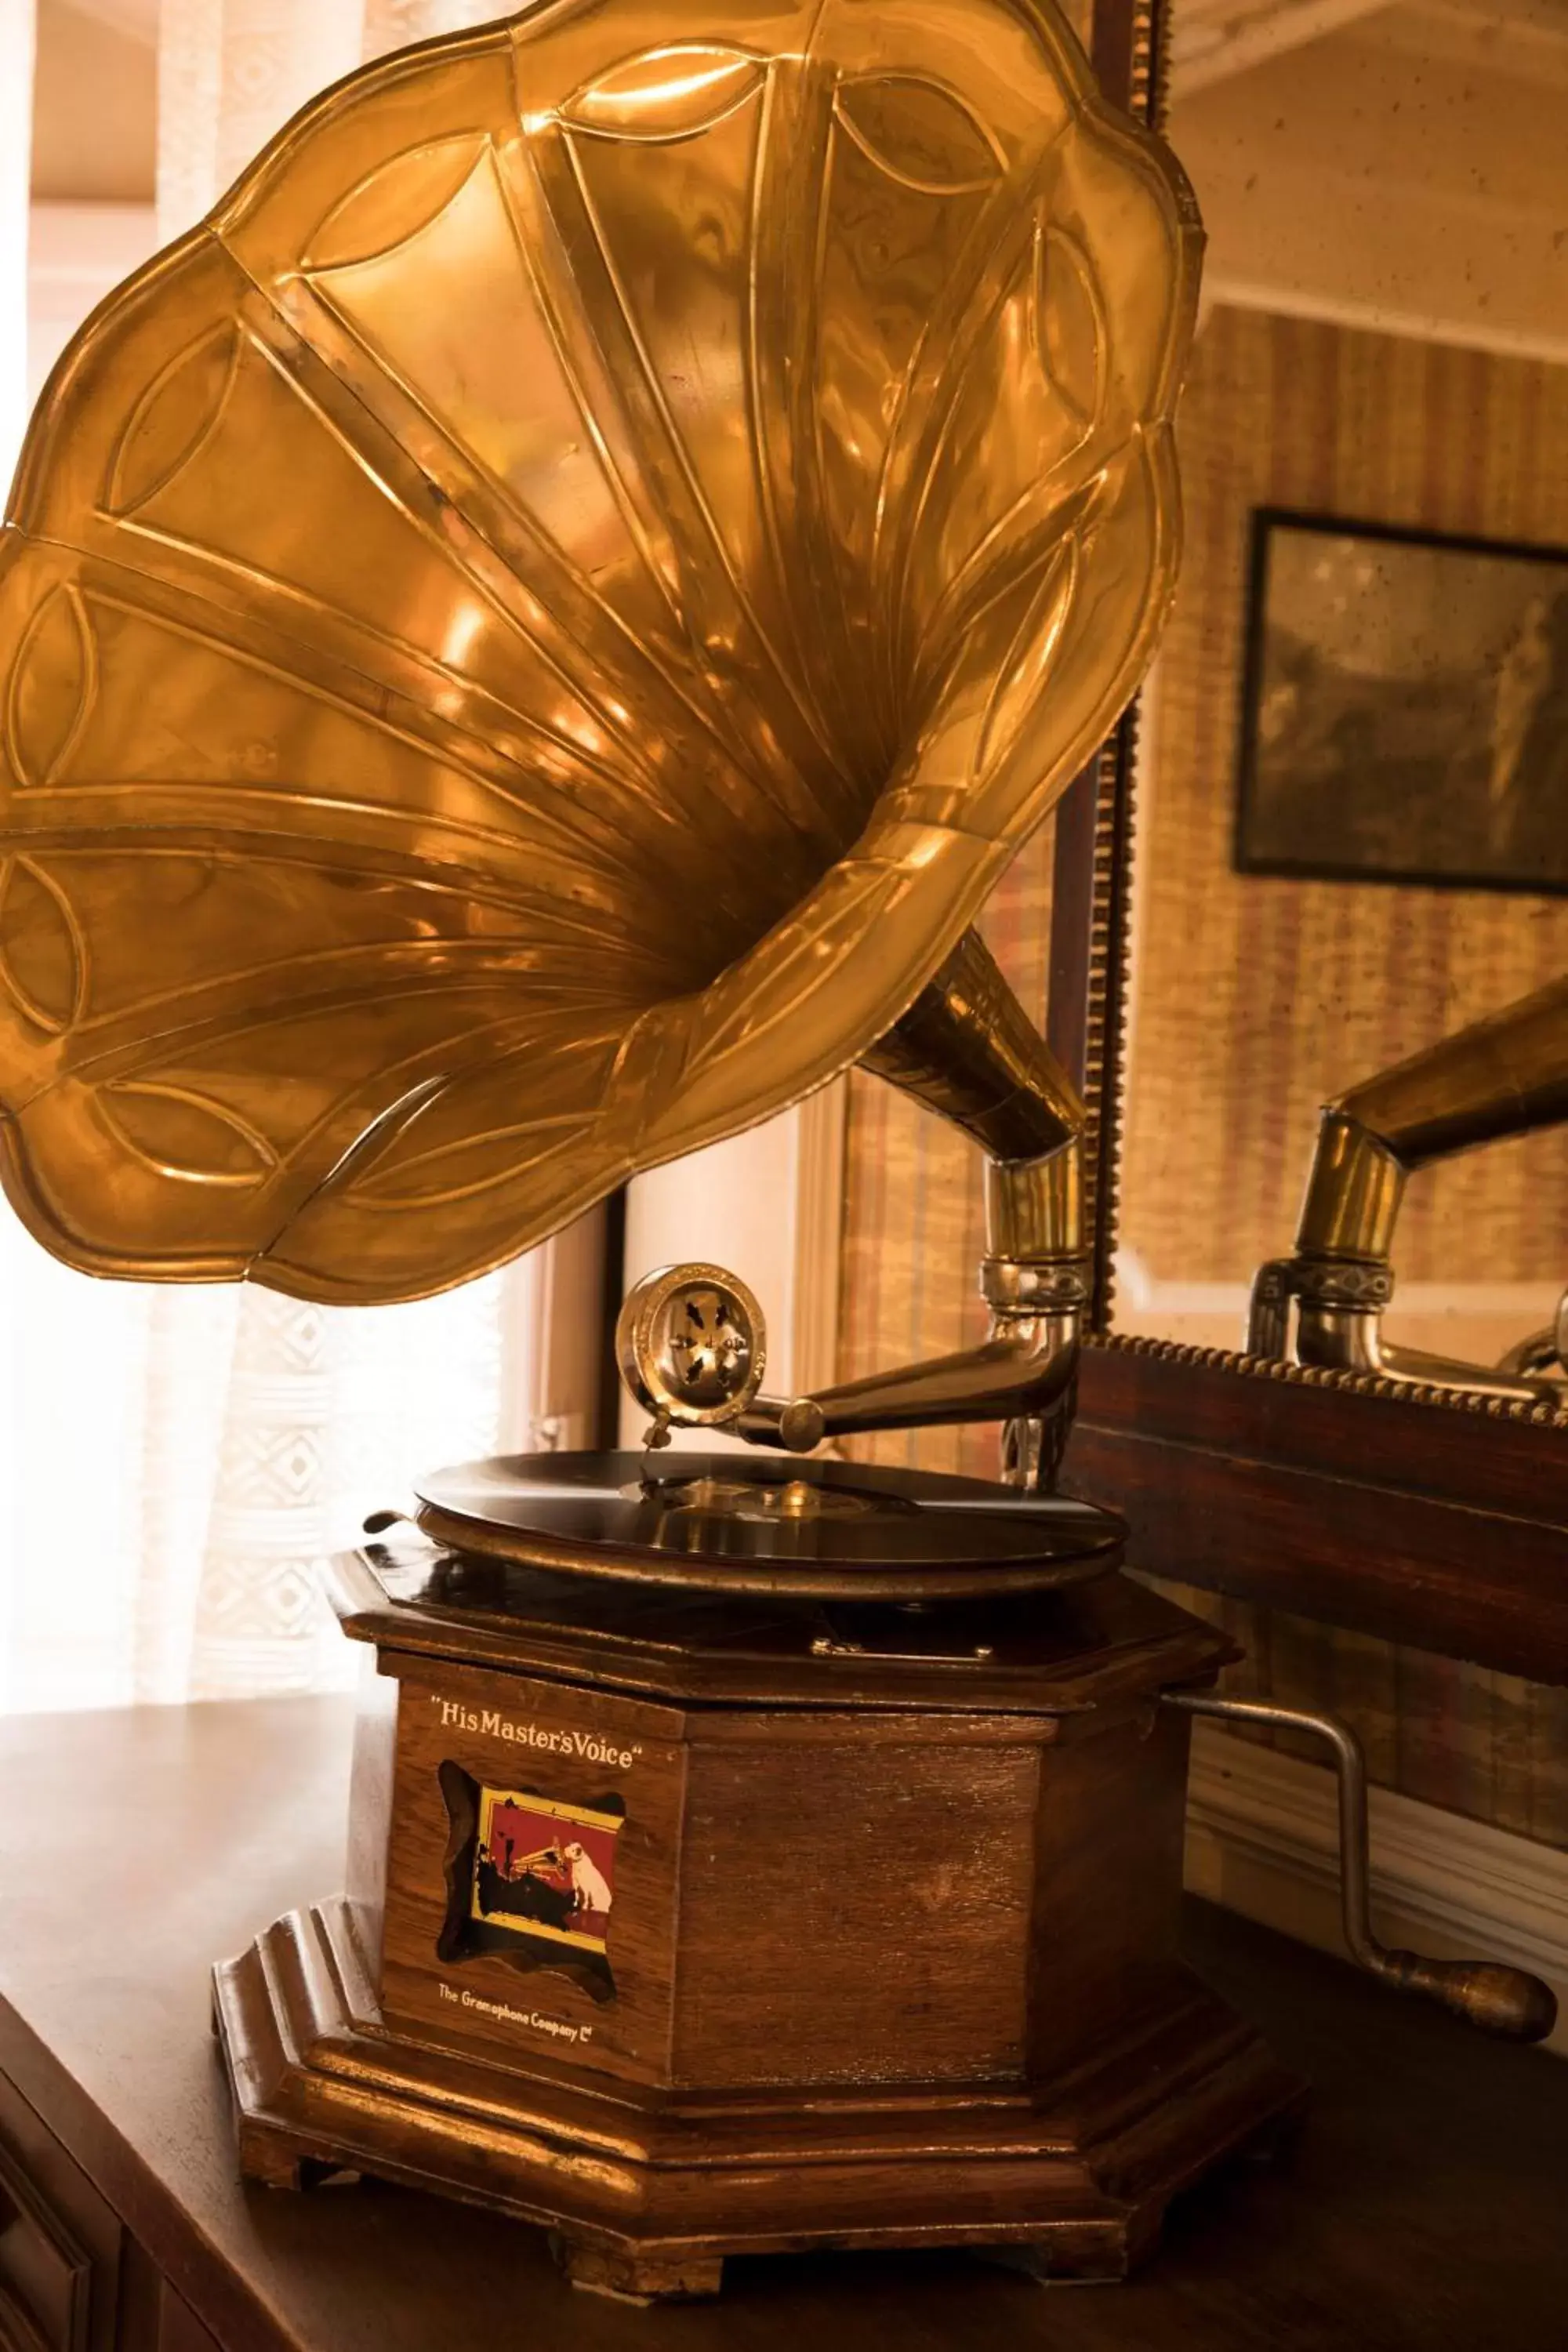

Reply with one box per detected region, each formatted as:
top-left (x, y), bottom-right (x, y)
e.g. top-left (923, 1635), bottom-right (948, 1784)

top-left (1234, 508), bottom-right (1568, 895)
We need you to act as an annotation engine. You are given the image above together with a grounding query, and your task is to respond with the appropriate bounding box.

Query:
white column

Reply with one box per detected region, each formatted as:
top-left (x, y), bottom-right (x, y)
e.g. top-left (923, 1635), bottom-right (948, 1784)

top-left (362, 0), bottom-right (500, 61)
top-left (619, 1082), bottom-right (850, 1446)
top-left (622, 1118), bottom-right (804, 1446)
top-left (626, 1121), bottom-right (804, 1377)
top-left (164, 0), bottom-right (553, 1697)
top-left (0, 0), bottom-right (36, 495)
top-left (158, 0), bottom-right (366, 243)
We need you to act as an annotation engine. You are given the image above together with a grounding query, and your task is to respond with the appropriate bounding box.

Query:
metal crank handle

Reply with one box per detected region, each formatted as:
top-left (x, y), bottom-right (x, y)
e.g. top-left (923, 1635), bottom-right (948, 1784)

top-left (1161, 1690), bottom-right (1558, 2043)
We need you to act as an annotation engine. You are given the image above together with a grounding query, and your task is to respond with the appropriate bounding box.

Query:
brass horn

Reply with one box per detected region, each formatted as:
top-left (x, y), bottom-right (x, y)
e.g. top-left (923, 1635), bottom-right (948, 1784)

top-left (0, 0), bottom-right (1200, 1457)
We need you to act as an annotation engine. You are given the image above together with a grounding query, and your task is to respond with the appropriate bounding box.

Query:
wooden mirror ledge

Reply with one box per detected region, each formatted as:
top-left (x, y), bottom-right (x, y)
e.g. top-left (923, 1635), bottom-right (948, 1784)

top-left (1071, 1338), bottom-right (1568, 1686)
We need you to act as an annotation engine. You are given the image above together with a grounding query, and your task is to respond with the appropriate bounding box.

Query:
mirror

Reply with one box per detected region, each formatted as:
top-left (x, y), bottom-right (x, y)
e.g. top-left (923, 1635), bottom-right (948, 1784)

top-left (1110, 0), bottom-right (1568, 1389)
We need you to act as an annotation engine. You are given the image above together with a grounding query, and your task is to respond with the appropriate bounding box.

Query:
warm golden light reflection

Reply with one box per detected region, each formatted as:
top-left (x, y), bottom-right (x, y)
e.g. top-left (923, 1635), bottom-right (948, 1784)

top-left (0, 0), bottom-right (1199, 1305)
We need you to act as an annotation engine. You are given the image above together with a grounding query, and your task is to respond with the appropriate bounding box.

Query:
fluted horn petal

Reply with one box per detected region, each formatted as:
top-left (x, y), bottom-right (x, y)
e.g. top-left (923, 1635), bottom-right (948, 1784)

top-left (0, 0), bottom-right (1200, 1302)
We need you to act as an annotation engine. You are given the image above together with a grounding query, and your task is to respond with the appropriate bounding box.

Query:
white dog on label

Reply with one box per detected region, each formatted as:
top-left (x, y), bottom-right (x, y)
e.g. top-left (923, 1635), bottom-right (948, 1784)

top-left (561, 1839), bottom-right (612, 1917)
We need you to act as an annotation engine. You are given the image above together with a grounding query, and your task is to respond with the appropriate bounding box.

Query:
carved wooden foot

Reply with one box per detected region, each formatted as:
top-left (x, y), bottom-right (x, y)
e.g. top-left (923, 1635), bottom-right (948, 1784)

top-left (236, 2125), bottom-right (347, 2193)
top-left (549, 2234), bottom-right (724, 2303)
top-left (215, 1898), bottom-right (1303, 2300)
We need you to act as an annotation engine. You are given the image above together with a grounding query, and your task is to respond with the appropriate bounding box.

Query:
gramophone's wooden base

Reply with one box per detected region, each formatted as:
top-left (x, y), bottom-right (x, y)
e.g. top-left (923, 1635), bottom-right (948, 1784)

top-left (213, 1896), bottom-right (1301, 2302)
top-left (211, 1538), bottom-right (1305, 2301)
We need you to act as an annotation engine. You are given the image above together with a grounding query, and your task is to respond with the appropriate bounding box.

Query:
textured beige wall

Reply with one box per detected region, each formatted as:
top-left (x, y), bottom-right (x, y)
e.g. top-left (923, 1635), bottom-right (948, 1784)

top-left (1149, 1577), bottom-right (1568, 1853)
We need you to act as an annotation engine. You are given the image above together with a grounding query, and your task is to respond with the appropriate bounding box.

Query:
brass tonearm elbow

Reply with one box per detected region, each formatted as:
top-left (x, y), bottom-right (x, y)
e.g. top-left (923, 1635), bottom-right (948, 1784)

top-left (619, 929), bottom-right (1089, 1487)
top-left (1249, 973), bottom-right (1568, 1399)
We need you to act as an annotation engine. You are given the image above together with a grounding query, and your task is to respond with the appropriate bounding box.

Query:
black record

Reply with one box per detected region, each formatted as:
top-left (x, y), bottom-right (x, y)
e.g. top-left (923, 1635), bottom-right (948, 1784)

top-left (412, 1450), bottom-right (1124, 1602)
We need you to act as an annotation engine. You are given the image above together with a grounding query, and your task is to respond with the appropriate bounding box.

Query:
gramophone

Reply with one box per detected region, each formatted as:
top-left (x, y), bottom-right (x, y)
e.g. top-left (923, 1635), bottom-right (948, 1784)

top-left (0, 0), bottom-right (1554, 2306)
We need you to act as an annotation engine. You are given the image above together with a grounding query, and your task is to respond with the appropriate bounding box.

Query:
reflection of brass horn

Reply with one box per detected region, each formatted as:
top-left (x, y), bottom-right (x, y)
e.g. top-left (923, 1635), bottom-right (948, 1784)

top-left (510, 1845), bottom-right (564, 1877)
top-left (0, 0), bottom-right (1202, 1473)
top-left (1249, 974), bottom-right (1568, 1399)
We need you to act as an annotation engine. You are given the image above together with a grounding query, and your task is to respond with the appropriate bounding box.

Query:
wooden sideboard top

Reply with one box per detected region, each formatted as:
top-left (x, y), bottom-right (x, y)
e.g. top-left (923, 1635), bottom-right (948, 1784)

top-left (0, 1690), bottom-right (1563, 2351)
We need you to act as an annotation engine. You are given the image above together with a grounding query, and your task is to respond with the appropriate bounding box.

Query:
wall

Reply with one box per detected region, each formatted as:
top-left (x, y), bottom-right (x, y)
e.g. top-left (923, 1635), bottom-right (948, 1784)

top-left (31, 0), bottom-right (157, 203)
top-left (27, 201), bottom-right (156, 404)
top-left (1161, 1577), bottom-right (1568, 1852)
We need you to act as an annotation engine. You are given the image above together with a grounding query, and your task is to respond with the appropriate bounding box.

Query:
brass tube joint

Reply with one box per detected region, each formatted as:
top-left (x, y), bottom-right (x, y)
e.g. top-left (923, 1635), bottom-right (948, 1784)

top-left (1249, 1105), bottom-right (1559, 1399)
top-left (1251, 981), bottom-right (1568, 1398)
top-left (1294, 1110), bottom-right (1407, 1265)
top-left (739, 1138), bottom-right (1087, 1460)
top-left (982, 1135), bottom-right (1083, 1269)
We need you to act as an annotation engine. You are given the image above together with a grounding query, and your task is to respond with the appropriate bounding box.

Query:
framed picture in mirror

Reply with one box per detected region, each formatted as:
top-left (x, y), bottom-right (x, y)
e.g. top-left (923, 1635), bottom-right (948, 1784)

top-left (1235, 510), bottom-right (1568, 896)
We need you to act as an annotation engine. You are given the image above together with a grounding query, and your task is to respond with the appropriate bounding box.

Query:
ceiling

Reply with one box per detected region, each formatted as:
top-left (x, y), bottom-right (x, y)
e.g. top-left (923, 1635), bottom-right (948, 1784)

top-left (1170, 0), bottom-right (1568, 359)
top-left (1172, 0), bottom-right (1568, 88)
top-left (24, 0), bottom-right (1568, 361)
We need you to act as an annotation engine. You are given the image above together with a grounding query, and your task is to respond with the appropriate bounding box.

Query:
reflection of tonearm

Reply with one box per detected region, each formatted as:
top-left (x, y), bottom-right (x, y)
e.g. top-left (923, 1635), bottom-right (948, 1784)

top-left (1248, 972), bottom-right (1568, 1400)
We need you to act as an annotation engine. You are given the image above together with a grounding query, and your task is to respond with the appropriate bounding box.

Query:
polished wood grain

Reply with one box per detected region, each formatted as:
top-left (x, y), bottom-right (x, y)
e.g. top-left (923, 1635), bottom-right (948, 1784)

top-left (217, 1889), bottom-right (1295, 2296)
top-left (1028, 1700), bottom-right (1191, 2077)
top-left (670, 1725), bottom-right (1042, 2086)
top-left (1072, 1342), bottom-right (1568, 1682)
top-left (325, 1531), bottom-right (1232, 1711)
top-left (212, 1570), bottom-right (1295, 2295)
top-left (0, 2067), bottom-right (121, 2352)
top-left (377, 1658), bottom-right (687, 2085)
top-left (1, 1697), bottom-right (1564, 2348)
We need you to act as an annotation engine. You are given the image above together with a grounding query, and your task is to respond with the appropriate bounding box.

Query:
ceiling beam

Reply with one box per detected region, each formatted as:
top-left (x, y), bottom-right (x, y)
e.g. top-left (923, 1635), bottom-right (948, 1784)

top-left (50, 0), bottom-right (157, 49)
top-left (1172, 0), bottom-right (1393, 92)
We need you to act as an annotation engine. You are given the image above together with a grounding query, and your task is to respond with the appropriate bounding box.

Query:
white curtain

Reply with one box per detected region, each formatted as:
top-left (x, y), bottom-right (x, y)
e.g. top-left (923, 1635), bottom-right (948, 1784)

top-left (1, 0), bottom-right (34, 488)
top-left (0, 0), bottom-right (546, 1716)
top-left (156, 0), bottom-right (503, 245)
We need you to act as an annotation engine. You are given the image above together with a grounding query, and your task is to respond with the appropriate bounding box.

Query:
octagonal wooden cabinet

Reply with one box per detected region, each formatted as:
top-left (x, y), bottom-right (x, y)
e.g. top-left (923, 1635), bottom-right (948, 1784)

top-left (213, 1535), bottom-right (1301, 2303)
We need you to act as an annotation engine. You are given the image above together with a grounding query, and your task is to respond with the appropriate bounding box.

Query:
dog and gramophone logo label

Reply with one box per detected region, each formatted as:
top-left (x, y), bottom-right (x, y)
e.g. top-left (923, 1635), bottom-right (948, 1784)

top-left (432, 1690), bottom-right (635, 2010)
top-left (472, 1789), bottom-right (622, 1958)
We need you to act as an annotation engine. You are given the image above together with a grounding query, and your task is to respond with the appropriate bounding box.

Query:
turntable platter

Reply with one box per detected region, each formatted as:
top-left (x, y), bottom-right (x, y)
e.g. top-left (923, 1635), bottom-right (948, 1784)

top-left (412, 1452), bottom-right (1124, 1602)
